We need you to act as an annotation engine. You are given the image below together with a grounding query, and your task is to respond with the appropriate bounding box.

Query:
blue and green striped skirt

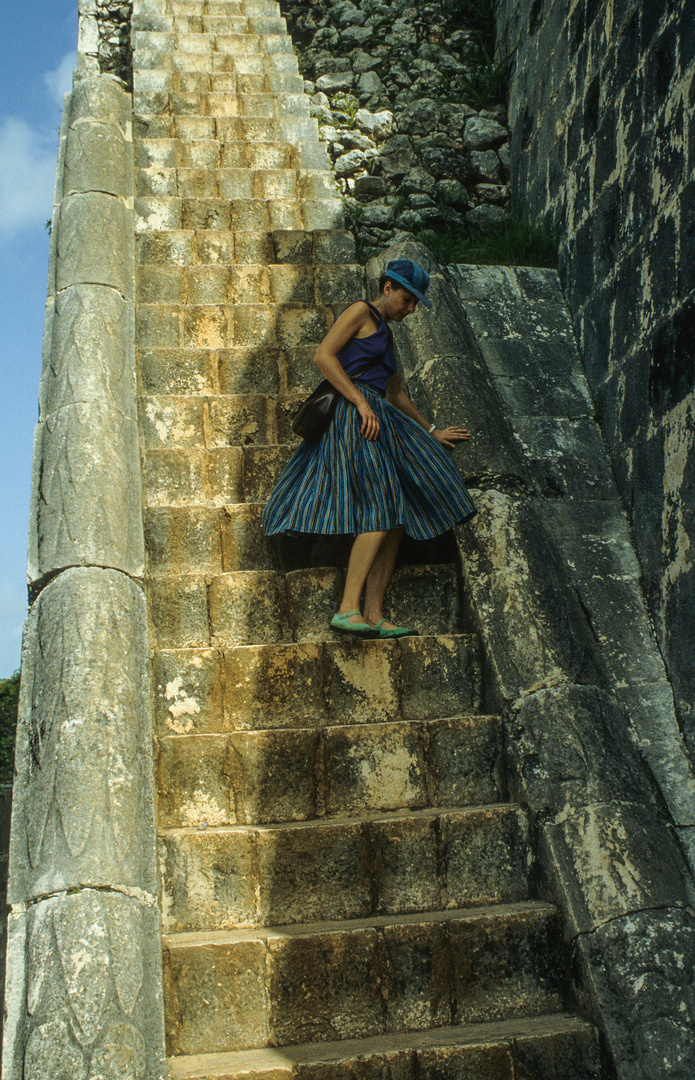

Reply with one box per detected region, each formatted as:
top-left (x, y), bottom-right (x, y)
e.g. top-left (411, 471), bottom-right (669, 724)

top-left (262, 383), bottom-right (477, 540)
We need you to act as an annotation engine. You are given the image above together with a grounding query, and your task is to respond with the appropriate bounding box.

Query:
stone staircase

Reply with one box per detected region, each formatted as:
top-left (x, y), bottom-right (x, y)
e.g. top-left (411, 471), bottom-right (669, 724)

top-left (132, 1), bottom-right (603, 1076)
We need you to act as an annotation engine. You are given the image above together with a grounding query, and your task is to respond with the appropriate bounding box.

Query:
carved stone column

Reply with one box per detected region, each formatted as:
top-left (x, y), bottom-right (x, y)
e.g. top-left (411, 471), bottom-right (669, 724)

top-left (3, 67), bottom-right (166, 1080)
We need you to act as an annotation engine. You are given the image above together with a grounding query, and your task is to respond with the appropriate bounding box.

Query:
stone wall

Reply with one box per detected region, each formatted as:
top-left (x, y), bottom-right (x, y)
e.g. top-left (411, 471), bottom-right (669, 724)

top-left (496, 0), bottom-right (695, 753)
top-left (280, 0), bottom-right (512, 258)
top-left (371, 239), bottom-right (695, 1079)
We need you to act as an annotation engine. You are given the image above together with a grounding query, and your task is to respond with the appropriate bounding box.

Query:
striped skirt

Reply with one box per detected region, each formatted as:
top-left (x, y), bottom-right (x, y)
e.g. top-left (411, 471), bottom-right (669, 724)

top-left (262, 383), bottom-right (477, 540)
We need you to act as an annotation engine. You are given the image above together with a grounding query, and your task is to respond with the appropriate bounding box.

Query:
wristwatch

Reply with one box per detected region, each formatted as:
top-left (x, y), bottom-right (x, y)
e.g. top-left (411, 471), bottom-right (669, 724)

top-left (428, 423), bottom-right (436, 433)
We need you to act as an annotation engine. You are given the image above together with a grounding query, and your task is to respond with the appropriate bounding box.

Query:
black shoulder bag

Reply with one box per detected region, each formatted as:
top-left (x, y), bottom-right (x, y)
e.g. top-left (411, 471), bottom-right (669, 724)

top-left (291, 304), bottom-right (391, 442)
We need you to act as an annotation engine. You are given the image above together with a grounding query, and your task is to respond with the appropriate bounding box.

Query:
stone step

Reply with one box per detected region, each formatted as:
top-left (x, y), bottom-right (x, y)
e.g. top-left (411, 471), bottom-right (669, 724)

top-left (133, 69), bottom-right (304, 96)
top-left (135, 390), bottom-right (326, 450)
top-left (138, 343), bottom-right (319, 397)
top-left (133, 125), bottom-right (330, 169)
top-left (162, 903), bottom-right (562, 1055)
top-left (133, 87), bottom-right (310, 120)
top-left (137, 261), bottom-right (357, 313)
top-left (166, 1013), bottom-right (602, 1080)
top-left (135, 159), bottom-right (337, 201)
top-left (135, 227), bottom-right (356, 269)
top-left (148, 553), bottom-right (464, 630)
top-left (160, 805), bottom-right (530, 933)
top-left (133, 113), bottom-right (319, 144)
top-left (152, 634), bottom-right (481, 736)
top-left (157, 713), bottom-right (506, 827)
top-left (135, 195), bottom-right (343, 235)
top-left (144, 510), bottom-right (466, 594)
top-left (134, 195), bottom-right (342, 233)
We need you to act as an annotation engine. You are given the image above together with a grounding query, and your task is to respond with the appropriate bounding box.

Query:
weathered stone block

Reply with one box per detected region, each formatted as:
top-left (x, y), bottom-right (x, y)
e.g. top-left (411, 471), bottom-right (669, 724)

top-left (10, 569), bottom-right (156, 900)
top-left (40, 284), bottom-right (135, 420)
top-left (136, 229), bottom-right (194, 267)
top-left (369, 815), bottom-right (441, 915)
top-left (56, 193), bottom-right (133, 298)
top-left (183, 304), bottom-right (230, 348)
top-left (507, 685), bottom-right (657, 819)
top-left (208, 571), bottom-right (289, 646)
top-left (386, 564), bottom-right (463, 637)
top-left (313, 230), bottom-right (357, 265)
top-left (429, 715), bottom-right (504, 806)
top-left (164, 937), bottom-right (270, 1055)
top-left (208, 394), bottom-right (273, 446)
top-left (576, 907), bottom-right (695, 1080)
top-left (152, 648), bottom-right (223, 737)
top-left (221, 503), bottom-right (279, 571)
top-left (455, 491), bottom-right (605, 705)
top-left (442, 807), bottom-right (530, 909)
top-left (149, 576), bottom-right (210, 649)
top-left (136, 264), bottom-right (185, 303)
top-left (223, 643), bottom-right (326, 730)
top-left (286, 567), bottom-right (344, 641)
top-left (69, 75), bottom-right (131, 133)
top-left (397, 635), bottom-right (481, 721)
top-left (256, 821), bottom-right (372, 925)
top-left (137, 345), bottom-right (210, 397)
top-left (135, 196), bottom-right (183, 235)
top-left (267, 927), bottom-right (381, 1044)
top-left (241, 444), bottom-right (293, 502)
top-left (218, 347), bottom-right (281, 396)
top-left (144, 448), bottom-right (207, 506)
top-left (145, 506), bottom-right (223, 573)
top-left (139, 396), bottom-right (205, 449)
top-left (29, 403), bottom-right (145, 583)
top-left (323, 722), bottom-right (428, 815)
top-left (380, 921), bottom-right (452, 1032)
top-left (137, 302), bottom-right (181, 348)
top-left (449, 904), bottom-right (562, 1024)
top-left (325, 639), bottom-right (399, 725)
top-left (159, 828), bottom-right (257, 934)
top-left (540, 802), bottom-right (694, 935)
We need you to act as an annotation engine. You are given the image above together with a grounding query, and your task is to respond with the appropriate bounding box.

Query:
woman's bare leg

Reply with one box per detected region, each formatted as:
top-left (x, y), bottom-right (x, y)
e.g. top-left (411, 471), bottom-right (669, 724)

top-left (363, 527), bottom-right (404, 627)
top-left (338, 530), bottom-right (388, 623)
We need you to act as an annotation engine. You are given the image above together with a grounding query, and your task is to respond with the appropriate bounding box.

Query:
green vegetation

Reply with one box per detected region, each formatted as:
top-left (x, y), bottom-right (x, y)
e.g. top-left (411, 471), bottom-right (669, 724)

top-left (0, 672), bottom-right (19, 782)
top-left (419, 212), bottom-right (559, 268)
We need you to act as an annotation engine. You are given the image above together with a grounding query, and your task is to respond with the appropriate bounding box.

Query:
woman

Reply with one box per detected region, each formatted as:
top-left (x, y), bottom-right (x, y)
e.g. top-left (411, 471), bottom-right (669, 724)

top-left (262, 258), bottom-right (476, 638)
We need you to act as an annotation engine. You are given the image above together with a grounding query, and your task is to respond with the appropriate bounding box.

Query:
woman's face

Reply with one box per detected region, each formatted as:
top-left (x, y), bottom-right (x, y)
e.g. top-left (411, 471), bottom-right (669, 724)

top-left (385, 282), bottom-right (418, 320)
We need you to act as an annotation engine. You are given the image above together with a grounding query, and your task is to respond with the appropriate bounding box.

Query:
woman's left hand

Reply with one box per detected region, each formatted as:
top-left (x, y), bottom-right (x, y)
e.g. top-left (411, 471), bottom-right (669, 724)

top-left (432, 426), bottom-right (471, 450)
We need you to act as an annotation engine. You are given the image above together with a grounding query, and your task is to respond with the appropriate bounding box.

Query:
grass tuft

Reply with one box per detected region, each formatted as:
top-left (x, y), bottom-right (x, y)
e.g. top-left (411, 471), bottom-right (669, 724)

top-left (419, 212), bottom-right (559, 268)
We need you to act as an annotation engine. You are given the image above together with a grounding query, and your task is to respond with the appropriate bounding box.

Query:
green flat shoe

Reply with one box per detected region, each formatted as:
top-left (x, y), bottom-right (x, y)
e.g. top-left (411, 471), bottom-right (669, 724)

top-left (372, 619), bottom-right (419, 639)
top-left (330, 611), bottom-right (380, 638)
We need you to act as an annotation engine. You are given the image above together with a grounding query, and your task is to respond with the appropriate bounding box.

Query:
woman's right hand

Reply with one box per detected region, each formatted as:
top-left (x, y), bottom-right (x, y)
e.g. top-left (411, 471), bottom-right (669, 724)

top-left (357, 400), bottom-right (380, 440)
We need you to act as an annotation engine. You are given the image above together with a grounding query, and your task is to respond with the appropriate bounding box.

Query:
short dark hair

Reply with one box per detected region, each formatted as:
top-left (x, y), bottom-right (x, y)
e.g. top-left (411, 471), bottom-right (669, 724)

top-left (378, 273), bottom-right (389, 293)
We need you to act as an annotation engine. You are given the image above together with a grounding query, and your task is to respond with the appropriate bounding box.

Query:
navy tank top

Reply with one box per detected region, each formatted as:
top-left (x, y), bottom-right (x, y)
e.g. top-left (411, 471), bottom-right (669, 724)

top-left (336, 302), bottom-right (395, 394)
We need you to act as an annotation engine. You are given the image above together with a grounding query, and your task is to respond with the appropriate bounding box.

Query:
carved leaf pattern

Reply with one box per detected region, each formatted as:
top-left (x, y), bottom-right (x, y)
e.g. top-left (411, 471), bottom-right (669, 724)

top-left (25, 617), bottom-right (65, 869)
top-left (104, 894), bottom-right (144, 1017)
top-left (23, 1019), bottom-right (88, 1080)
top-left (49, 284), bottom-right (131, 415)
top-left (88, 1021), bottom-right (146, 1080)
top-left (53, 892), bottom-right (110, 1046)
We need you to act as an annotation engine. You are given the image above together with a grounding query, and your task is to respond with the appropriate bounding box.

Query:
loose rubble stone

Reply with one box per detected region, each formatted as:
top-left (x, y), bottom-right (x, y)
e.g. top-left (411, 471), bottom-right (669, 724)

top-left (463, 116), bottom-right (508, 150)
top-left (316, 71), bottom-right (355, 92)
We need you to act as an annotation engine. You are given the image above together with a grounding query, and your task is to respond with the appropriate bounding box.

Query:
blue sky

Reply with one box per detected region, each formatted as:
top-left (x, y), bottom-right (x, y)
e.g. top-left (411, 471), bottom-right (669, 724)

top-left (1, 2), bottom-right (78, 674)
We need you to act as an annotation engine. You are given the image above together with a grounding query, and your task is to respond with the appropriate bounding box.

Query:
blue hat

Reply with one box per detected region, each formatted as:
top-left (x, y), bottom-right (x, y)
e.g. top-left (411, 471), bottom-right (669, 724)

top-left (384, 259), bottom-right (433, 309)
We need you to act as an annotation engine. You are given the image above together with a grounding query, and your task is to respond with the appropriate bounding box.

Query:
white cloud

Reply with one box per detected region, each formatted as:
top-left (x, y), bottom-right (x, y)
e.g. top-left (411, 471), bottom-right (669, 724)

top-left (0, 117), bottom-right (57, 241)
top-left (44, 52), bottom-right (77, 108)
